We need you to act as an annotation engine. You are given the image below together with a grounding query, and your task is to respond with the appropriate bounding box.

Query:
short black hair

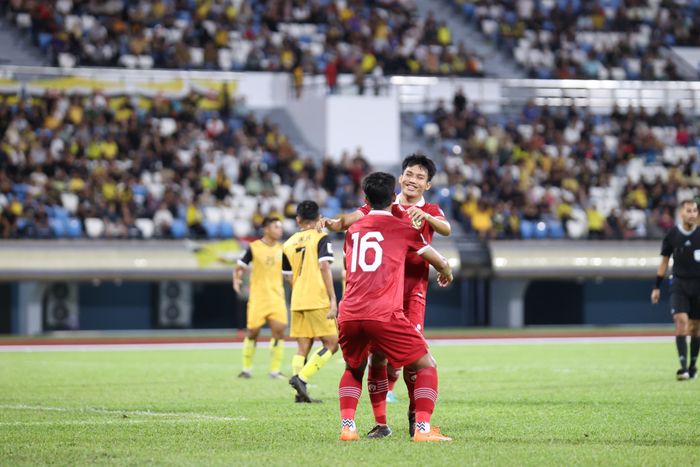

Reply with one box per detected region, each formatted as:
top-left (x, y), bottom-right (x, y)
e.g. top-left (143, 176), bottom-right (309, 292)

top-left (679, 199), bottom-right (698, 210)
top-left (362, 172), bottom-right (396, 209)
top-left (296, 200), bottom-right (320, 221)
top-left (401, 153), bottom-right (436, 181)
top-left (262, 216), bottom-right (281, 228)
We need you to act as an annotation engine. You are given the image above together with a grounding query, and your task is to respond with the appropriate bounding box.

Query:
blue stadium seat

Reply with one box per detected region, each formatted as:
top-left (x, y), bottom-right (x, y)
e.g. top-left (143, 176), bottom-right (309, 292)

top-left (520, 220), bottom-right (535, 239)
top-left (321, 207), bottom-right (339, 219)
top-left (49, 218), bottom-right (66, 238)
top-left (38, 33), bottom-right (53, 52)
top-left (413, 113), bottom-right (429, 133)
top-left (534, 221), bottom-right (548, 239)
top-left (203, 220), bottom-right (219, 238)
top-left (326, 197), bottom-right (341, 210)
top-left (219, 221), bottom-right (234, 238)
top-left (548, 221), bottom-right (564, 239)
top-left (66, 218), bottom-right (83, 238)
top-left (170, 219), bottom-right (187, 239)
top-left (53, 206), bottom-right (70, 221)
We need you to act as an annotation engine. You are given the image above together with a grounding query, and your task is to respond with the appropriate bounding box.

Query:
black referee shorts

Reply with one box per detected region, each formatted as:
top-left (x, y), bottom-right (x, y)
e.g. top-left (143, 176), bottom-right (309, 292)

top-left (670, 277), bottom-right (700, 320)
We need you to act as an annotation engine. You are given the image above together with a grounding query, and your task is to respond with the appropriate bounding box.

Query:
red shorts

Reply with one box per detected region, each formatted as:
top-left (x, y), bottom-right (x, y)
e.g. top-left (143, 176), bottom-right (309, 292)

top-left (338, 312), bottom-right (429, 369)
top-left (403, 295), bottom-right (427, 333)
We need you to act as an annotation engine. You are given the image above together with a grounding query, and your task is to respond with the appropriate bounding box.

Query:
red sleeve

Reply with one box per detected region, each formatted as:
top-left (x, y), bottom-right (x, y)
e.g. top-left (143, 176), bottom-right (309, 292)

top-left (425, 203), bottom-right (446, 218)
top-left (357, 204), bottom-right (370, 216)
top-left (402, 224), bottom-right (430, 254)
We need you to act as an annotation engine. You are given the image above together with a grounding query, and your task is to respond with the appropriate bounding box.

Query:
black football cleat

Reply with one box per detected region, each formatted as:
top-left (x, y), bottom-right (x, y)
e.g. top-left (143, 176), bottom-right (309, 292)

top-left (677, 368), bottom-right (690, 380)
top-left (408, 411), bottom-right (416, 437)
top-left (689, 367), bottom-right (697, 380)
top-left (289, 375), bottom-right (312, 402)
top-left (237, 371), bottom-right (251, 379)
top-left (367, 424), bottom-right (392, 439)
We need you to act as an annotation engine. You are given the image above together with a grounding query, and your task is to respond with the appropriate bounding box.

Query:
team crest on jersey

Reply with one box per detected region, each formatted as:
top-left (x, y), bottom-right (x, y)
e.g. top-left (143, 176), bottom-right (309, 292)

top-left (411, 217), bottom-right (423, 230)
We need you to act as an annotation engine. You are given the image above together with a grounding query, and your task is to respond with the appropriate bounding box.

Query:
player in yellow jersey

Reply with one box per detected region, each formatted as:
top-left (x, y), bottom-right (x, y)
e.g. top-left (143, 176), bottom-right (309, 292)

top-left (233, 217), bottom-right (288, 379)
top-left (283, 201), bottom-right (339, 403)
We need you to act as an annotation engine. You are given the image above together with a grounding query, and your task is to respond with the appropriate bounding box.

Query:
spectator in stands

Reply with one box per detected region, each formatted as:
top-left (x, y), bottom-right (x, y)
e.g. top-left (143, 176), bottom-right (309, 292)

top-left (10, 0), bottom-right (484, 77)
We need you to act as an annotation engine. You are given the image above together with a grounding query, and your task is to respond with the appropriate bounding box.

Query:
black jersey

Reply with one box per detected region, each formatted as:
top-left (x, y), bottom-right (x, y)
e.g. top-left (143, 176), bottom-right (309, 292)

top-left (661, 225), bottom-right (700, 279)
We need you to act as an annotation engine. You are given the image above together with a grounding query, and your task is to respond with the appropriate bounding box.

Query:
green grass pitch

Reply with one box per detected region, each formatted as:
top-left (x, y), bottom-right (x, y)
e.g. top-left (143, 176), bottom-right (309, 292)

top-left (2, 342), bottom-right (700, 465)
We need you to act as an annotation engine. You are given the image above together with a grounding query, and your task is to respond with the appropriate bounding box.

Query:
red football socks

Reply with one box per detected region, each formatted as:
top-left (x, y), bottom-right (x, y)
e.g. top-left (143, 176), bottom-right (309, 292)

top-left (368, 364), bottom-right (388, 424)
top-left (414, 367), bottom-right (438, 424)
top-left (339, 369), bottom-right (363, 421)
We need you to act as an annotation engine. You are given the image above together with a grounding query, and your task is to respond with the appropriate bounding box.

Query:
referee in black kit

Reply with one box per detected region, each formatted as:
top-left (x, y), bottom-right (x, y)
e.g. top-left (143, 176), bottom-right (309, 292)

top-left (651, 199), bottom-right (700, 380)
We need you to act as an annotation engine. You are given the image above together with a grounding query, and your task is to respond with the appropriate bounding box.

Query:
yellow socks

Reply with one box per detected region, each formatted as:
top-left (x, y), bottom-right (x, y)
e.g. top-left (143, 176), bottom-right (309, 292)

top-left (292, 354), bottom-right (305, 376)
top-left (299, 347), bottom-right (333, 382)
top-left (242, 337), bottom-right (256, 373)
top-left (269, 338), bottom-right (284, 375)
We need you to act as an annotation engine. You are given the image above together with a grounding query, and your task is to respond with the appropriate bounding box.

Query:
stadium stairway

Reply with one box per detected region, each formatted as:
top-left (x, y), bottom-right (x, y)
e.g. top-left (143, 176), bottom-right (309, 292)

top-left (253, 108), bottom-right (321, 159)
top-left (0, 16), bottom-right (49, 66)
top-left (414, 0), bottom-right (526, 79)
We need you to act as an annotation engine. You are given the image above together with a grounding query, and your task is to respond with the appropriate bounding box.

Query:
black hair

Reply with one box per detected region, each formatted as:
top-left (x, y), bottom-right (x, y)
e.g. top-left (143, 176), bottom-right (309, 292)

top-left (362, 172), bottom-right (396, 209)
top-left (262, 216), bottom-right (281, 228)
top-left (401, 153), bottom-right (436, 181)
top-left (680, 199), bottom-right (698, 210)
top-left (296, 200), bottom-right (320, 221)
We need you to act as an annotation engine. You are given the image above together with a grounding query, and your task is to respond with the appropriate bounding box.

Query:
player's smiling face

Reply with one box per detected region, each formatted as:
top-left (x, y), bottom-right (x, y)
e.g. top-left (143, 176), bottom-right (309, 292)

top-left (399, 164), bottom-right (431, 200)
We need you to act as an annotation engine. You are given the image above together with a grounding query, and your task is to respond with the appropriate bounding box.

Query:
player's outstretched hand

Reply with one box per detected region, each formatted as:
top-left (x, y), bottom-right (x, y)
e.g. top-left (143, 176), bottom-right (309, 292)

top-left (318, 217), bottom-right (342, 232)
top-left (327, 301), bottom-right (338, 319)
top-left (437, 272), bottom-right (453, 287)
top-left (651, 288), bottom-right (660, 304)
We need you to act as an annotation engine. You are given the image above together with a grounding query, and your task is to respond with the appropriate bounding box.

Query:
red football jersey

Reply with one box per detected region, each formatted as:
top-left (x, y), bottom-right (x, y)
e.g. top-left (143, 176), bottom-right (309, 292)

top-left (339, 210), bottom-right (430, 323)
top-left (357, 198), bottom-right (445, 301)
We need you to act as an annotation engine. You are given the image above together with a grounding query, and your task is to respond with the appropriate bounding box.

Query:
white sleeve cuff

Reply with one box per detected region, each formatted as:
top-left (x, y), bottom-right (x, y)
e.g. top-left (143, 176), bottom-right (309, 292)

top-left (282, 270), bottom-right (293, 276)
top-left (237, 260), bottom-right (250, 269)
top-left (416, 245), bottom-right (433, 256)
top-left (318, 256), bottom-right (334, 263)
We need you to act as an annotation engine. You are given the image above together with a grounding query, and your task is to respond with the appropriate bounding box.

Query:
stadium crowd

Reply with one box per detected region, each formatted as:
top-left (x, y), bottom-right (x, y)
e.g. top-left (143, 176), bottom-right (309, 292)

top-left (0, 86), bottom-right (371, 239)
top-left (7, 0), bottom-right (484, 78)
top-left (449, 0), bottom-right (699, 80)
top-left (420, 89), bottom-right (700, 240)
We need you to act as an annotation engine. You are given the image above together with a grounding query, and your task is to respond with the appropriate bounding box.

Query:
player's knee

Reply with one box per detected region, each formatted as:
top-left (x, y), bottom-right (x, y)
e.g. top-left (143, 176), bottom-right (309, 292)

top-left (346, 364), bottom-right (366, 380)
top-left (246, 328), bottom-right (260, 340)
top-left (369, 353), bottom-right (387, 367)
top-left (322, 338), bottom-right (339, 353)
top-left (412, 353), bottom-right (436, 370)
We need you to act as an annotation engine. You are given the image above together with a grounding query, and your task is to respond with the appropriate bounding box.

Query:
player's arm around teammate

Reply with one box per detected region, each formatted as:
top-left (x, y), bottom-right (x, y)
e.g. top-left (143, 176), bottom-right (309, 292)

top-left (337, 172), bottom-right (454, 442)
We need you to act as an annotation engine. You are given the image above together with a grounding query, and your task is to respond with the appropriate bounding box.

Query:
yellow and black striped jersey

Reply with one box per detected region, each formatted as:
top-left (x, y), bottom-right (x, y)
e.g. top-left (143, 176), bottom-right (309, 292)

top-left (282, 229), bottom-right (334, 311)
top-left (238, 239), bottom-right (286, 315)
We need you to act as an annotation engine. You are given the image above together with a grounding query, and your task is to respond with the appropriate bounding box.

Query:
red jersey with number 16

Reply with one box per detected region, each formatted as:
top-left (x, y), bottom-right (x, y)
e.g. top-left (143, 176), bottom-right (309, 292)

top-left (339, 210), bottom-right (430, 323)
top-left (357, 198), bottom-right (445, 302)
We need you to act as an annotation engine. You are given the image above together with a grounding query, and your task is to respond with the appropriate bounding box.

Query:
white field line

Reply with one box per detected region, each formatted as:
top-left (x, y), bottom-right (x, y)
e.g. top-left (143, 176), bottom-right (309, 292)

top-left (0, 335), bottom-right (671, 352)
top-left (0, 404), bottom-right (246, 422)
top-left (0, 419), bottom-right (222, 427)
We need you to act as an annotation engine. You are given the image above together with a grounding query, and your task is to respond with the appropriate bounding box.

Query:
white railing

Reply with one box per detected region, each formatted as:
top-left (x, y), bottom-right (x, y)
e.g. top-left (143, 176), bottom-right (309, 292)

top-left (2, 65), bottom-right (700, 114)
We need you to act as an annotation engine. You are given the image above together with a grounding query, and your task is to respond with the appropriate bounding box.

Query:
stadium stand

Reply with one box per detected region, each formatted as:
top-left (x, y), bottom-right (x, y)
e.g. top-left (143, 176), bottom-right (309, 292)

top-left (447, 0), bottom-right (700, 80)
top-left (0, 86), bottom-right (371, 239)
top-left (7, 0), bottom-right (484, 77)
top-left (416, 91), bottom-right (700, 240)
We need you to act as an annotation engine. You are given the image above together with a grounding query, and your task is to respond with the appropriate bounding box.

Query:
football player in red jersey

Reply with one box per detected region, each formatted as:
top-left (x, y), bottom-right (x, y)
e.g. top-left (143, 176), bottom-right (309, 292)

top-left (337, 172), bottom-right (453, 442)
top-left (321, 154), bottom-right (451, 435)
